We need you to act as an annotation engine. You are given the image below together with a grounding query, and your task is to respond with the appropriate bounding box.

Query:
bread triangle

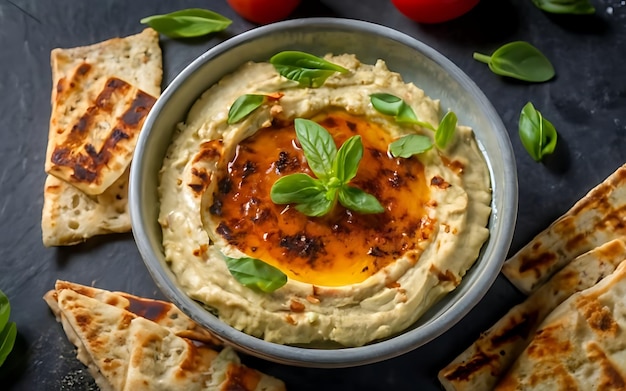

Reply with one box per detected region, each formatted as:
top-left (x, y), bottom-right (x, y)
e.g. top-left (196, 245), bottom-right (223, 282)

top-left (45, 282), bottom-right (286, 391)
top-left (502, 163), bottom-right (626, 294)
top-left (495, 260), bottom-right (626, 390)
top-left (438, 239), bottom-right (626, 391)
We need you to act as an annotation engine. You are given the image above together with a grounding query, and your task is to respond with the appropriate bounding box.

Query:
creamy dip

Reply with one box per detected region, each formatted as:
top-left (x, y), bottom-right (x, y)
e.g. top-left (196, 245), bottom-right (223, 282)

top-left (158, 54), bottom-right (492, 346)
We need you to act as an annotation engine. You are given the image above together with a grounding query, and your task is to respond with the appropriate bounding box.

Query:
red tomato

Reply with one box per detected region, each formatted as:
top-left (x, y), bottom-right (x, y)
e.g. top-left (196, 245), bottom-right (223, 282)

top-left (227, 0), bottom-right (301, 25)
top-left (391, 0), bottom-right (480, 24)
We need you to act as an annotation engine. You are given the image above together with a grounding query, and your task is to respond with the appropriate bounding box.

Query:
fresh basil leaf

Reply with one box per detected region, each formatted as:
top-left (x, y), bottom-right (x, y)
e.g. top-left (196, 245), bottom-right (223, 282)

top-left (396, 102), bottom-right (421, 125)
top-left (0, 290), bottom-right (9, 332)
top-left (223, 256), bottom-right (287, 293)
top-left (295, 191), bottom-right (334, 217)
top-left (518, 102), bottom-right (558, 162)
top-left (270, 173), bottom-right (324, 204)
top-left (294, 118), bottom-right (337, 179)
top-left (0, 289), bottom-right (15, 368)
top-left (370, 93), bottom-right (404, 116)
top-left (531, 0), bottom-right (595, 14)
top-left (370, 93), bottom-right (435, 130)
top-left (338, 186), bottom-right (385, 214)
top-left (0, 321), bottom-right (16, 367)
top-left (140, 9), bottom-right (231, 38)
top-left (270, 51), bottom-right (349, 88)
top-left (271, 174), bottom-right (334, 216)
top-left (333, 136), bottom-right (363, 183)
top-left (473, 41), bottom-right (555, 83)
top-left (435, 111), bottom-right (457, 149)
top-left (389, 134), bottom-right (433, 158)
top-left (227, 94), bottom-right (265, 124)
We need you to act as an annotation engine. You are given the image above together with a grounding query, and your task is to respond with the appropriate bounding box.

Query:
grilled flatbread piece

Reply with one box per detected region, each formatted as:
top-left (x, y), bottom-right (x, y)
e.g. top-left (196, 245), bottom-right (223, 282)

top-left (46, 27), bottom-right (161, 194)
top-left (46, 283), bottom-right (286, 391)
top-left (438, 239), bottom-right (626, 391)
top-left (44, 280), bottom-right (221, 346)
top-left (494, 259), bottom-right (626, 390)
top-left (41, 28), bottom-right (162, 246)
top-left (502, 163), bottom-right (626, 294)
top-left (46, 64), bottom-right (156, 195)
top-left (41, 167), bottom-right (130, 247)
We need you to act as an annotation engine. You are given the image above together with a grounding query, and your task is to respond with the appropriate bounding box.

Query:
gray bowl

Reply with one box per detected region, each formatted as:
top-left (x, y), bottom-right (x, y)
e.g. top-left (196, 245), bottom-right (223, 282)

top-left (130, 18), bottom-right (518, 368)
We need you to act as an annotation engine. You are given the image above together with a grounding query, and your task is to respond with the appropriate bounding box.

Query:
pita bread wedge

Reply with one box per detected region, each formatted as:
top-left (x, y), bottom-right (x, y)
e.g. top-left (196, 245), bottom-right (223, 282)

top-left (41, 28), bottom-right (162, 246)
top-left (494, 258), bottom-right (626, 390)
top-left (502, 163), bottom-right (626, 294)
top-left (46, 28), bottom-right (160, 195)
top-left (44, 280), bottom-right (221, 346)
top-left (438, 238), bottom-right (626, 391)
top-left (47, 284), bottom-right (286, 391)
top-left (41, 167), bottom-right (130, 247)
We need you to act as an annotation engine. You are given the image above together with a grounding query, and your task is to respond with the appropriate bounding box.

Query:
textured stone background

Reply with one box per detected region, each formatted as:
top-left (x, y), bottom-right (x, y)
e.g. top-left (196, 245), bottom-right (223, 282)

top-left (1, 0), bottom-right (625, 389)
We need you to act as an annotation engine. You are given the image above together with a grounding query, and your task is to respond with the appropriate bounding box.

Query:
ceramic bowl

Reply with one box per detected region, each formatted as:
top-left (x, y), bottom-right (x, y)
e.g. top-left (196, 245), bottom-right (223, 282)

top-left (130, 18), bottom-right (518, 368)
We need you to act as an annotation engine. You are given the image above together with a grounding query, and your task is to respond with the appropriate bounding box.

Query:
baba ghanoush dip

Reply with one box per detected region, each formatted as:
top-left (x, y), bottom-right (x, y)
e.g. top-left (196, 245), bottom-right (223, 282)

top-left (158, 53), bottom-right (492, 347)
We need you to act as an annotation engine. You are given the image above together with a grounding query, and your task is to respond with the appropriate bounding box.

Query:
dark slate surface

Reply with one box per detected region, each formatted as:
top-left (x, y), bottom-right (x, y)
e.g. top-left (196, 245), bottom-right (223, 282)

top-left (1, 0), bottom-right (625, 389)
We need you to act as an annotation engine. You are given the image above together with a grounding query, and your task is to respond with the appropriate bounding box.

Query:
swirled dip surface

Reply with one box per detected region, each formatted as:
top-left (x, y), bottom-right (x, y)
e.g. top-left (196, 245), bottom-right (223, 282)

top-left (159, 54), bottom-right (492, 346)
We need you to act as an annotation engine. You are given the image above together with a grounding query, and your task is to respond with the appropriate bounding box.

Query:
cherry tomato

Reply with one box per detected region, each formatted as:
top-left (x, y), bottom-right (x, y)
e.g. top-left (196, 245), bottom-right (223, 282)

top-left (227, 0), bottom-right (301, 25)
top-left (391, 0), bottom-right (480, 24)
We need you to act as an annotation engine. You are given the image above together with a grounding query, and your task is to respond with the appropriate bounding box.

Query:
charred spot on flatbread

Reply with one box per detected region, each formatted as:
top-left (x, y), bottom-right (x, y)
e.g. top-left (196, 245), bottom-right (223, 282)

top-left (47, 72), bottom-right (156, 195)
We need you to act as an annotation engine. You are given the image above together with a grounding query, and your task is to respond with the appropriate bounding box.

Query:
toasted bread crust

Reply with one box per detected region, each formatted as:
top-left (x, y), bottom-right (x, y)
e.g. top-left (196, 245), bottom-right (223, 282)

top-left (502, 164), bottom-right (626, 294)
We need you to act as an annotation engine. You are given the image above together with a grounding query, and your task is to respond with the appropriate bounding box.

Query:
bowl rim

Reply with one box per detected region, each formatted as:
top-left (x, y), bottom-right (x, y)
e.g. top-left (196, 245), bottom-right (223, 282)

top-left (130, 17), bottom-right (518, 368)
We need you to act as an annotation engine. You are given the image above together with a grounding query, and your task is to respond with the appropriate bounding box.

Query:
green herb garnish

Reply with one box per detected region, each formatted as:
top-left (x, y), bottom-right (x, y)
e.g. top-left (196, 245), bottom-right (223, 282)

top-left (271, 118), bottom-right (384, 217)
top-left (434, 111), bottom-right (458, 149)
top-left (389, 134), bottom-right (433, 158)
top-left (388, 111), bottom-right (457, 158)
top-left (224, 256), bottom-right (287, 293)
top-left (518, 102), bottom-right (558, 162)
top-left (0, 289), bottom-right (16, 368)
top-left (269, 51), bottom-right (349, 88)
top-left (227, 94), bottom-right (266, 124)
top-left (370, 93), bottom-right (435, 130)
top-left (140, 8), bottom-right (231, 38)
top-left (371, 93), bottom-right (458, 157)
top-left (531, 0), bottom-right (595, 14)
top-left (473, 41), bottom-right (555, 83)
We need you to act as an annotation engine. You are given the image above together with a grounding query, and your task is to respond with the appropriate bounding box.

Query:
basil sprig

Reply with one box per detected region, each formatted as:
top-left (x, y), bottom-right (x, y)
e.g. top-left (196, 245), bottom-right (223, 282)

top-left (224, 256), bottom-right (287, 293)
top-left (370, 93), bottom-right (458, 157)
top-left (473, 41), bottom-right (555, 83)
top-left (531, 0), bottom-right (595, 14)
top-left (0, 289), bottom-right (16, 368)
top-left (389, 111), bottom-right (458, 158)
top-left (227, 94), bottom-right (265, 124)
top-left (518, 102), bottom-right (558, 162)
top-left (269, 51), bottom-right (349, 88)
top-left (271, 119), bottom-right (384, 217)
top-left (140, 8), bottom-right (231, 38)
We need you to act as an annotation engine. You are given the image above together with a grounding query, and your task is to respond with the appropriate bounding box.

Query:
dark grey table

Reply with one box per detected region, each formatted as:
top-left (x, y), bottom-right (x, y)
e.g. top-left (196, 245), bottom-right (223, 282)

top-left (1, 0), bottom-right (625, 389)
